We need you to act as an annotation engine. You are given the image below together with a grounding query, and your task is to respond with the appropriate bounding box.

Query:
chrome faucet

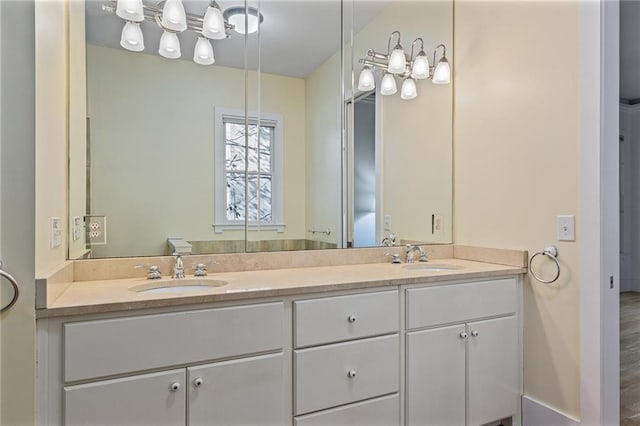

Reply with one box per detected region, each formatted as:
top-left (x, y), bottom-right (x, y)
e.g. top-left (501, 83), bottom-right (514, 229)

top-left (173, 254), bottom-right (185, 279)
top-left (405, 244), bottom-right (429, 263)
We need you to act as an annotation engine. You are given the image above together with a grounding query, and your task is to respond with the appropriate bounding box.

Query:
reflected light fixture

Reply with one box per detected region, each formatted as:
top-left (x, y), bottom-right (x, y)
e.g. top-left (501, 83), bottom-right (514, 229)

top-left (357, 31), bottom-right (451, 100)
top-left (358, 66), bottom-right (375, 91)
top-left (223, 6), bottom-right (264, 35)
top-left (105, 0), bottom-right (265, 66)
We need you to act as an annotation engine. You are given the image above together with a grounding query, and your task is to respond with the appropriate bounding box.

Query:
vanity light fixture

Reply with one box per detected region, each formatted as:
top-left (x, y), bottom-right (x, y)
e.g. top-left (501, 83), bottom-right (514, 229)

top-left (104, 0), bottom-right (264, 65)
top-left (357, 31), bottom-right (451, 100)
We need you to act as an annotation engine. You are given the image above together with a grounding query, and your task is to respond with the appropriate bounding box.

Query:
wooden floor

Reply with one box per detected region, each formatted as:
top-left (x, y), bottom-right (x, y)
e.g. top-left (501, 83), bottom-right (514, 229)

top-left (622, 292), bottom-right (640, 425)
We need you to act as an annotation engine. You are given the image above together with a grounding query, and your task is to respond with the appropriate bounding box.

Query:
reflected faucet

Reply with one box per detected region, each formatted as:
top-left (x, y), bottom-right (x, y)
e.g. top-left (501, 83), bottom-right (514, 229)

top-left (173, 254), bottom-right (185, 279)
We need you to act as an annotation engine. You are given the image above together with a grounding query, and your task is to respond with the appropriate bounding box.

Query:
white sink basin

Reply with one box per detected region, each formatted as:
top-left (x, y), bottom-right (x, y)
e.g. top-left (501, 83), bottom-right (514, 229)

top-left (130, 279), bottom-right (228, 294)
top-left (403, 264), bottom-right (462, 272)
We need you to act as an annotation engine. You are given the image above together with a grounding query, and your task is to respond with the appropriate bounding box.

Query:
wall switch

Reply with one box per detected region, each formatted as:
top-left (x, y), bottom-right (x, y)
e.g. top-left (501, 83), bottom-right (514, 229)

top-left (72, 216), bottom-right (83, 241)
top-left (384, 214), bottom-right (391, 231)
top-left (50, 217), bottom-right (62, 249)
top-left (85, 215), bottom-right (107, 245)
top-left (432, 214), bottom-right (443, 235)
top-left (557, 215), bottom-right (575, 241)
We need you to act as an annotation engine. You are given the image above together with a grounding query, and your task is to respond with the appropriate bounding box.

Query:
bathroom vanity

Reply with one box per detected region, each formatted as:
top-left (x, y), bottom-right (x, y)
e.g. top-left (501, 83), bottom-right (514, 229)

top-left (36, 253), bottom-right (525, 426)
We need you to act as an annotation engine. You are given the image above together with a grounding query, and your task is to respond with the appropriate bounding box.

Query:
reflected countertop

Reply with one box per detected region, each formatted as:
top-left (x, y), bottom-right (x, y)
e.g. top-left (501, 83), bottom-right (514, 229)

top-left (37, 258), bottom-right (526, 318)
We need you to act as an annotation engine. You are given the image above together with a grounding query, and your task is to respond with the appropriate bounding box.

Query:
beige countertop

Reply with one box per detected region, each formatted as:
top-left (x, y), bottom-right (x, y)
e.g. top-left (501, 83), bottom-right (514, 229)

top-left (37, 258), bottom-right (526, 318)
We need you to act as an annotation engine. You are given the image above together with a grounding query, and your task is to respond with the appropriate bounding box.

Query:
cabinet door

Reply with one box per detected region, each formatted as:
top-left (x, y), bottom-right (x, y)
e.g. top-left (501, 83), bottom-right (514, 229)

top-left (406, 324), bottom-right (466, 426)
top-left (188, 353), bottom-right (284, 426)
top-left (467, 316), bottom-right (519, 426)
top-left (64, 369), bottom-right (186, 426)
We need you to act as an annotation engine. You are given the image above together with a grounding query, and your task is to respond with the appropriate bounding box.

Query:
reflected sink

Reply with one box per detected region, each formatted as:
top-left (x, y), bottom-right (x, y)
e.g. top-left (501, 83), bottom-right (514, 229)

top-left (130, 279), bottom-right (228, 294)
top-left (403, 264), bottom-right (462, 272)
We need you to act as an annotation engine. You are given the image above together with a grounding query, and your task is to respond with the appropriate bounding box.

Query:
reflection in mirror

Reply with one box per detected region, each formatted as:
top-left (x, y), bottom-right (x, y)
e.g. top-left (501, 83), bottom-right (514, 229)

top-left (68, 0), bottom-right (453, 259)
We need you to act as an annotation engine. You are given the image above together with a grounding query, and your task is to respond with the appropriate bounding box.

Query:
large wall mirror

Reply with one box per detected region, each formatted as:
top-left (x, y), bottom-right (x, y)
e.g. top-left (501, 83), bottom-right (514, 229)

top-left (68, 0), bottom-right (453, 259)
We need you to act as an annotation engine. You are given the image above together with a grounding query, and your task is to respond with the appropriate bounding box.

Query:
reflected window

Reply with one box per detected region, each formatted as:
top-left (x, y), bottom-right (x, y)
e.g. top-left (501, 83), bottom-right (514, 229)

top-left (214, 109), bottom-right (284, 233)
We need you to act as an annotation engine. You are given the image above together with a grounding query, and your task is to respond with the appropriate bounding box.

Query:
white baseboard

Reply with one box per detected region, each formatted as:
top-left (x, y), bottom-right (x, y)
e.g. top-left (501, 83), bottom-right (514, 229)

top-left (522, 395), bottom-right (580, 426)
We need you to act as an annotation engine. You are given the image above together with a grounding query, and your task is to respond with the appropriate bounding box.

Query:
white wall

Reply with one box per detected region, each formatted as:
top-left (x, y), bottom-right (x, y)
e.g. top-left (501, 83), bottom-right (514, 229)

top-left (454, 0), bottom-right (581, 419)
top-left (86, 45), bottom-right (307, 257)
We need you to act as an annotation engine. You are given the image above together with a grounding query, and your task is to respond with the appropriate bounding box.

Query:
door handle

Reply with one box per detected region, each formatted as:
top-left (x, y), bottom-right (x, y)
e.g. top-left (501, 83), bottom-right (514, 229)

top-left (0, 261), bottom-right (19, 313)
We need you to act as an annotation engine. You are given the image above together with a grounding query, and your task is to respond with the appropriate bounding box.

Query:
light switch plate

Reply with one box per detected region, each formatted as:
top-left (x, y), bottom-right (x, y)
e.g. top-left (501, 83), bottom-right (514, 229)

top-left (557, 215), bottom-right (575, 241)
top-left (384, 214), bottom-right (391, 231)
top-left (50, 217), bottom-right (62, 248)
top-left (72, 216), bottom-right (83, 241)
top-left (432, 214), bottom-right (443, 235)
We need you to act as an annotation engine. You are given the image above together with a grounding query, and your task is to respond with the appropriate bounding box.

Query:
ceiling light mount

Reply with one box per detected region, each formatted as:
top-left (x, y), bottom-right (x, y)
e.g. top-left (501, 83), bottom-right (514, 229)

top-left (222, 6), bottom-right (265, 35)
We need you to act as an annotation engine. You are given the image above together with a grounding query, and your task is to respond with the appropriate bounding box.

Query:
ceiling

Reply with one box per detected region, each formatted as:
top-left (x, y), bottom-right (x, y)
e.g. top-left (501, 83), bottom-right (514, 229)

top-left (85, 0), bottom-right (390, 78)
top-left (621, 0), bottom-right (640, 101)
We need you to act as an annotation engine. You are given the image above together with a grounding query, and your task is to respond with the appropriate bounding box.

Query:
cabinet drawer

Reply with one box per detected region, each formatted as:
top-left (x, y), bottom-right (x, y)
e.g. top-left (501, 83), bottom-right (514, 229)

top-left (406, 278), bottom-right (517, 329)
top-left (294, 394), bottom-right (399, 426)
top-left (294, 290), bottom-right (398, 348)
top-left (64, 302), bottom-right (283, 382)
top-left (294, 334), bottom-right (399, 415)
top-left (64, 369), bottom-right (186, 426)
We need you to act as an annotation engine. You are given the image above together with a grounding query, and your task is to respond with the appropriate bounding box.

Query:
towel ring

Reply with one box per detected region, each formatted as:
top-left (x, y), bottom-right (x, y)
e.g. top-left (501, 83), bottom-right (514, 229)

top-left (529, 245), bottom-right (560, 284)
top-left (0, 261), bottom-right (19, 313)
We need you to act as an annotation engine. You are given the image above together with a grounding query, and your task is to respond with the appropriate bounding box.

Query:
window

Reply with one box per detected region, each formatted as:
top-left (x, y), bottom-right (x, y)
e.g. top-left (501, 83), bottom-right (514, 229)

top-left (214, 108), bottom-right (284, 233)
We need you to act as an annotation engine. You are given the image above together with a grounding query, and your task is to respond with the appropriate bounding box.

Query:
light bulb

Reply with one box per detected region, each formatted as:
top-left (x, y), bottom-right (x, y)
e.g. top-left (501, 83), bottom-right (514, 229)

top-left (202, 5), bottom-right (226, 40)
top-left (161, 0), bottom-right (187, 32)
top-left (193, 37), bottom-right (214, 65)
top-left (120, 22), bottom-right (144, 52)
top-left (411, 53), bottom-right (430, 79)
top-left (387, 45), bottom-right (406, 74)
top-left (380, 73), bottom-right (397, 96)
top-left (358, 67), bottom-right (375, 92)
top-left (432, 56), bottom-right (451, 84)
top-left (116, 0), bottom-right (143, 22)
top-left (401, 78), bottom-right (417, 100)
top-left (159, 31), bottom-right (181, 59)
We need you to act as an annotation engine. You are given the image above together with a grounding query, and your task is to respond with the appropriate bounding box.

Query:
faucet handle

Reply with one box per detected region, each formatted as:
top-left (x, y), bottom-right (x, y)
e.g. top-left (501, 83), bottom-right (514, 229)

top-left (135, 264), bottom-right (162, 279)
top-left (191, 260), bottom-right (219, 277)
top-left (419, 250), bottom-right (433, 263)
top-left (385, 253), bottom-right (402, 264)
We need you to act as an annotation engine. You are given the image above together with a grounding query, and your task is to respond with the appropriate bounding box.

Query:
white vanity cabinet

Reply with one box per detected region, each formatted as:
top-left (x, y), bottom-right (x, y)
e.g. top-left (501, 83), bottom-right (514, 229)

top-left (405, 278), bottom-right (520, 426)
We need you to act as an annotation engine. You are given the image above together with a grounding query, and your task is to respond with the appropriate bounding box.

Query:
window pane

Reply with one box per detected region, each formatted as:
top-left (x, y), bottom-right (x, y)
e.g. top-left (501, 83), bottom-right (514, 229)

top-left (247, 124), bottom-right (259, 173)
top-left (247, 175), bottom-right (272, 222)
top-left (225, 123), bottom-right (245, 171)
top-left (226, 172), bottom-right (245, 221)
top-left (259, 126), bottom-right (272, 174)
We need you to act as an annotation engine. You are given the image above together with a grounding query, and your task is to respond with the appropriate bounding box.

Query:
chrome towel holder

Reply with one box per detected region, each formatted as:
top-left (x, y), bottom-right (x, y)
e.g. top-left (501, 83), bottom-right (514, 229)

top-left (0, 260), bottom-right (20, 313)
top-left (529, 245), bottom-right (561, 284)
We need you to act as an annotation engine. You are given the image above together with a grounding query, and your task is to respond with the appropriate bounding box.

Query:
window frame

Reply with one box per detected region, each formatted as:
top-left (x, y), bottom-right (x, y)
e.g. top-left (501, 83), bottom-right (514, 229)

top-left (213, 107), bottom-right (285, 233)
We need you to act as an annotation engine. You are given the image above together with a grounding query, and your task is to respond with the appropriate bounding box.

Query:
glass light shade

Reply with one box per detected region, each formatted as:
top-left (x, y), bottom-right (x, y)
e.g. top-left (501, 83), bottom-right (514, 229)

top-left (228, 11), bottom-right (259, 34)
top-left (400, 78), bottom-right (417, 100)
top-left (193, 37), bottom-right (215, 65)
top-left (116, 0), bottom-right (144, 22)
top-left (411, 53), bottom-right (430, 79)
top-left (161, 0), bottom-right (187, 32)
top-left (387, 46), bottom-right (406, 74)
top-left (159, 31), bottom-right (181, 59)
top-left (432, 57), bottom-right (451, 84)
top-left (202, 6), bottom-right (226, 40)
top-left (380, 73), bottom-right (397, 96)
top-left (358, 67), bottom-right (375, 91)
top-left (120, 22), bottom-right (144, 52)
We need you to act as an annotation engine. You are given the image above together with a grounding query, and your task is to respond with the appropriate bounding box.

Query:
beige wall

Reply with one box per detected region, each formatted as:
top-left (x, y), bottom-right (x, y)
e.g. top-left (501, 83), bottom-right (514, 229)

top-left (35, 0), bottom-right (68, 276)
top-left (454, 0), bottom-right (581, 418)
top-left (86, 45), bottom-right (306, 257)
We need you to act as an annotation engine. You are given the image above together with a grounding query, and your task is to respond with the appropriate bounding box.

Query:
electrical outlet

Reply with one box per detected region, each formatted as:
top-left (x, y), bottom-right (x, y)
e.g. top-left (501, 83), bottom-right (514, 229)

top-left (72, 216), bottom-right (83, 241)
top-left (85, 215), bottom-right (107, 245)
top-left (384, 214), bottom-right (391, 231)
top-left (432, 214), bottom-right (443, 235)
top-left (50, 217), bottom-right (62, 248)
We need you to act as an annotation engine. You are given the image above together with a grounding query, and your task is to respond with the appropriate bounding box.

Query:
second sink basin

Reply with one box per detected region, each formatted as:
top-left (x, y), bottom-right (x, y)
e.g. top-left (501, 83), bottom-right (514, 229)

top-left (130, 279), bottom-right (228, 294)
top-left (403, 264), bottom-right (462, 272)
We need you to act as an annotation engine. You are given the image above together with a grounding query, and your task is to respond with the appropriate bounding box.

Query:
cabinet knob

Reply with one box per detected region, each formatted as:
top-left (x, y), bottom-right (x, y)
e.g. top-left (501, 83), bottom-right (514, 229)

top-left (169, 382), bottom-right (181, 392)
top-left (471, 330), bottom-right (479, 337)
top-left (459, 331), bottom-right (468, 339)
top-left (347, 315), bottom-right (357, 323)
top-left (193, 377), bottom-right (204, 387)
top-left (347, 370), bottom-right (357, 378)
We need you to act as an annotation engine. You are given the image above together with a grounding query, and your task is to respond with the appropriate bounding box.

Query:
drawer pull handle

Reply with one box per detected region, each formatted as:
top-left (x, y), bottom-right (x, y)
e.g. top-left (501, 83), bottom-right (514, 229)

top-left (471, 330), bottom-right (479, 337)
top-left (347, 370), bottom-right (357, 378)
top-left (193, 378), bottom-right (204, 387)
top-left (170, 382), bottom-right (181, 392)
top-left (347, 315), bottom-right (357, 323)
top-left (459, 332), bottom-right (468, 339)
